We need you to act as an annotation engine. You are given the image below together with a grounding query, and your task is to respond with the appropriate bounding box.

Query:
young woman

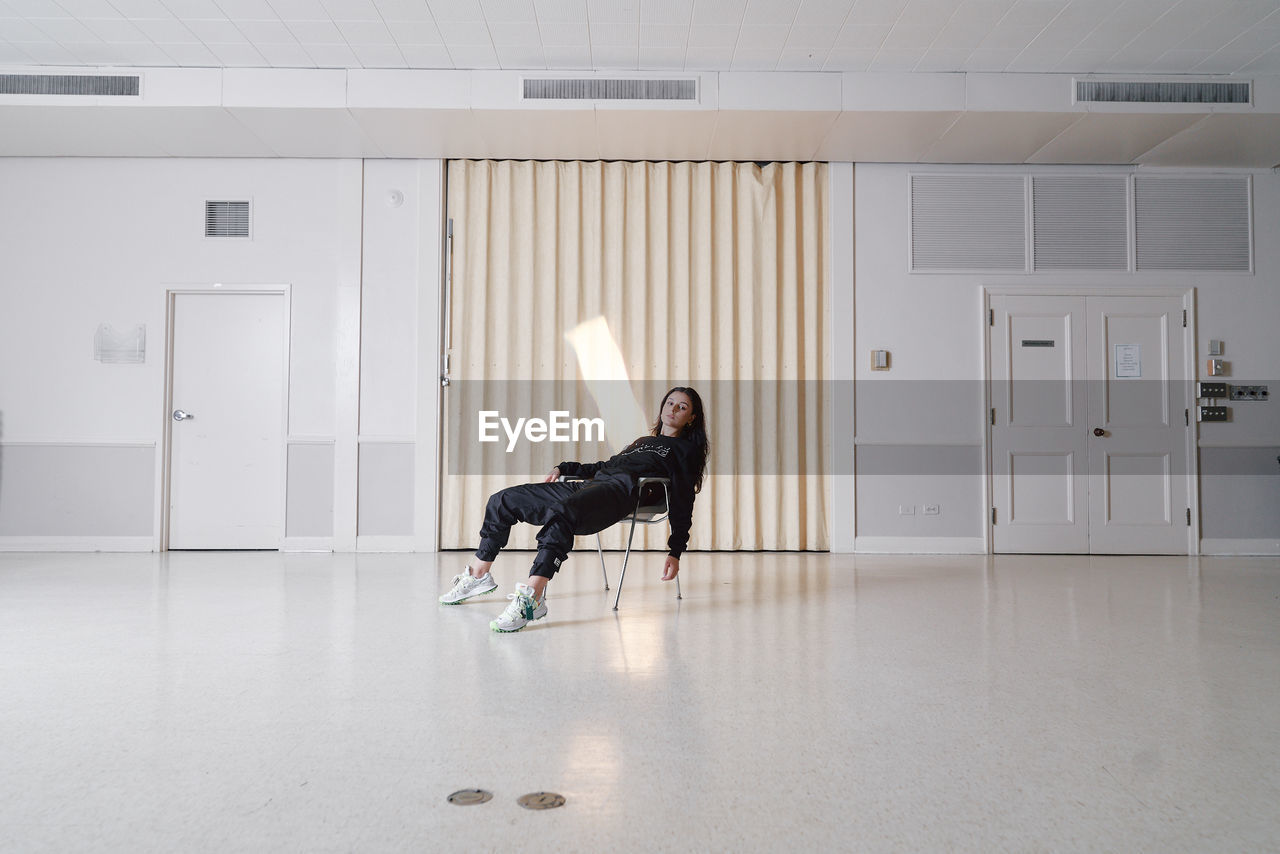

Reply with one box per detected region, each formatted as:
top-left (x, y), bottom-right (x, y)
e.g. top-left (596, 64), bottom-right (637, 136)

top-left (440, 387), bottom-right (710, 632)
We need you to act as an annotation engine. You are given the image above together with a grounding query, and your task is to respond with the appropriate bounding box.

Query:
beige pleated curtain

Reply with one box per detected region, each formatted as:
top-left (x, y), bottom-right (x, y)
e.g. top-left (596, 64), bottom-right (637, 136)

top-left (441, 160), bottom-right (828, 552)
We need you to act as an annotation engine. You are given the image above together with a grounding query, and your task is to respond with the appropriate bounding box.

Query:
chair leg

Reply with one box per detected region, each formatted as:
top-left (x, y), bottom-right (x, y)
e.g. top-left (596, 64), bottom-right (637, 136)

top-left (597, 533), bottom-right (609, 590)
top-left (676, 571), bottom-right (682, 600)
top-left (612, 516), bottom-right (640, 611)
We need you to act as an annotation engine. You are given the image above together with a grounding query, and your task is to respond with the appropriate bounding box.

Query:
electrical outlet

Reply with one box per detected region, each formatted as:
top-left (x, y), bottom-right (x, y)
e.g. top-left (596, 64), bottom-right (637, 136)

top-left (923, 504), bottom-right (941, 516)
top-left (899, 505), bottom-right (915, 515)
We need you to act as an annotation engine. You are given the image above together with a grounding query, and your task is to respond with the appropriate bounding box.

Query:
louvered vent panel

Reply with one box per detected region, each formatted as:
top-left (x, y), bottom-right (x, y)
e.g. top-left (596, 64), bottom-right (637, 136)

top-left (0, 74), bottom-right (140, 96)
top-left (911, 175), bottom-right (1026, 271)
top-left (205, 200), bottom-right (251, 238)
top-left (1076, 79), bottom-right (1250, 104)
top-left (1135, 178), bottom-right (1250, 271)
top-left (522, 78), bottom-right (697, 100)
top-left (1033, 177), bottom-right (1128, 271)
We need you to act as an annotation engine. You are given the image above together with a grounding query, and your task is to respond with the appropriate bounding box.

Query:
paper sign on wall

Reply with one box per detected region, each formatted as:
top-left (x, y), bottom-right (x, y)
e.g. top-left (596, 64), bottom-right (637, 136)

top-left (1115, 343), bottom-right (1141, 378)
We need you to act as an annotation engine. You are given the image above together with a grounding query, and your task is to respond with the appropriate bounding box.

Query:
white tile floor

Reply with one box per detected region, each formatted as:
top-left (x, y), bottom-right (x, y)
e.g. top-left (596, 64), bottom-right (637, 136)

top-left (1, 550), bottom-right (1278, 852)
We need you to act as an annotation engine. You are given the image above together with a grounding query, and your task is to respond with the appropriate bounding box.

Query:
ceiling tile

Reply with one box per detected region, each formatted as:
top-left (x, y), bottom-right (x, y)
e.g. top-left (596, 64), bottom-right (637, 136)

top-left (591, 22), bottom-right (638, 44)
top-left (83, 17), bottom-right (148, 40)
top-left (487, 19), bottom-right (540, 43)
top-left (741, 0), bottom-right (799, 27)
top-left (183, 17), bottom-right (245, 40)
top-left (1193, 49), bottom-right (1256, 73)
top-left (304, 40), bottom-right (356, 62)
top-left (437, 19), bottom-right (490, 43)
top-left (153, 40), bottom-right (217, 61)
top-left (976, 21), bottom-right (1041, 50)
top-left (397, 41), bottom-right (453, 63)
top-left (1000, 0), bottom-right (1066, 29)
top-left (483, 0), bottom-right (536, 20)
top-left (687, 24), bottom-right (736, 46)
top-left (387, 19), bottom-right (442, 42)
top-left (684, 43), bottom-right (733, 65)
top-left (1005, 45), bottom-right (1067, 70)
top-left (786, 24), bottom-right (836, 49)
top-left (540, 20), bottom-right (587, 43)
top-left (207, 40), bottom-right (266, 62)
top-left (730, 46), bottom-right (778, 68)
top-left (641, 0), bottom-right (693, 24)
top-left (235, 19), bottom-right (293, 39)
top-left (288, 19), bottom-right (341, 40)
top-left (822, 46), bottom-right (874, 68)
top-left (12, 40), bottom-right (80, 60)
top-left (350, 42), bottom-right (407, 65)
top-left (428, 0), bottom-right (483, 21)
top-left (737, 24), bottom-right (785, 49)
top-left (255, 39), bottom-right (315, 64)
top-left (962, 46), bottom-right (1016, 69)
top-left (587, 0), bottom-right (634, 22)
top-left (267, 0), bottom-right (329, 20)
top-left (843, 0), bottom-right (909, 27)
top-left (1142, 48), bottom-right (1212, 71)
top-left (1221, 25), bottom-right (1280, 53)
top-left (930, 16), bottom-right (992, 49)
top-left (640, 23), bottom-right (686, 46)
top-left (1241, 45), bottom-right (1280, 71)
top-left (213, 0), bottom-right (278, 19)
top-left (882, 24), bottom-right (943, 50)
top-left (319, 0), bottom-right (379, 22)
top-left (792, 0), bottom-right (853, 28)
top-left (638, 44), bottom-right (686, 65)
top-left (834, 23), bottom-right (889, 48)
top-left (162, 0), bottom-right (225, 16)
top-left (0, 42), bottom-right (33, 61)
top-left (691, 0), bottom-right (746, 25)
top-left (2, 0), bottom-right (68, 16)
top-left (533, 0), bottom-right (587, 23)
top-left (377, 0), bottom-right (434, 19)
top-left (134, 18), bottom-right (197, 40)
top-left (65, 41), bottom-right (132, 60)
top-left (776, 45), bottom-right (826, 68)
top-left (446, 41), bottom-right (500, 65)
top-left (494, 42), bottom-right (546, 65)
top-left (107, 0), bottom-right (171, 17)
top-left (1053, 47), bottom-right (1114, 71)
top-left (913, 47), bottom-right (972, 70)
top-left (51, 0), bottom-right (122, 17)
top-left (868, 47), bottom-right (924, 69)
top-left (338, 19), bottom-right (394, 42)
top-left (591, 42), bottom-right (637, 66)
top-left (34, 18), bottom-right (101, 40)
top-left (4, 18), bottom-right (56, 39)
top-left (542, 42), bottom-right (590, 64)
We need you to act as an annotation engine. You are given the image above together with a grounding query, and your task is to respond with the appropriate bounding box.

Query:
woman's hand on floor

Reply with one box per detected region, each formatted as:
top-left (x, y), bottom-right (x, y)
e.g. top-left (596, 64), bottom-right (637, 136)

top-left (662, 556), bottom-right (679, 581)
top-left (544, 466), bottom-right (561, 483)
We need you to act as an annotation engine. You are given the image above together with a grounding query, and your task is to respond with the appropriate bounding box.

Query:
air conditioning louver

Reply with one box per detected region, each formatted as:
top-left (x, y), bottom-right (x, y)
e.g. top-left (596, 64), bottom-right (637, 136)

top-left (0, 74), bottom-right (140, 96)
top-left (522, 78), bottom-right (697, 101)
top-left (1076, 79), bottom-right (1250, 104)
top-left (205, 201), bottom-right (251, 238)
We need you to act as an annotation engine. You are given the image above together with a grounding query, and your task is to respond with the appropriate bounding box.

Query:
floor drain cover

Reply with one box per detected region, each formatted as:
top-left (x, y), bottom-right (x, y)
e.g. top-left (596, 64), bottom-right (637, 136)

top-left (446, 789), bottom-right (493, 806)
top-left (517, 792), bottom-right (566, 810)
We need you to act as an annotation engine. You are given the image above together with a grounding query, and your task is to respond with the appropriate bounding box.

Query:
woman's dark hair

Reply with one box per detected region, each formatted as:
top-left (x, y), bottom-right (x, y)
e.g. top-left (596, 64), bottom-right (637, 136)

top-left (651, 386), bottom-right (709, 493)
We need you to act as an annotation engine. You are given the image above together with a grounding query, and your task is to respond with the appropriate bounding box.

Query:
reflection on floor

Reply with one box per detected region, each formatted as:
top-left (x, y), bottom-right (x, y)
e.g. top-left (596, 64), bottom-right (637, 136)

top-left (1, 551), bottom-right (1278, 852)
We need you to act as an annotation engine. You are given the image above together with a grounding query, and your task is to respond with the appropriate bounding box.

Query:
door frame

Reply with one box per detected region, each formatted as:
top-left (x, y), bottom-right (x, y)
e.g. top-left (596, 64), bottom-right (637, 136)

top-left (980, 285), bottom-right (1200, 556)
top-left (159, 285), bottom-right (292, 551)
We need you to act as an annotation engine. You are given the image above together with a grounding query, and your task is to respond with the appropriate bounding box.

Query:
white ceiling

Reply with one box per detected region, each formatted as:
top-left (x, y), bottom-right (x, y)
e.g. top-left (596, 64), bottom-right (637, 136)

top-left (1, 0), bottom-right (1279, 76)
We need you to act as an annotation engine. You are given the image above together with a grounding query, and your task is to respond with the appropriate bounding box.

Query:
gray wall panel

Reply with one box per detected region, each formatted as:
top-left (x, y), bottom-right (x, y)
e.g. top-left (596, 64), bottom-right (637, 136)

top-left (0, 444), bottom-right (153, 536)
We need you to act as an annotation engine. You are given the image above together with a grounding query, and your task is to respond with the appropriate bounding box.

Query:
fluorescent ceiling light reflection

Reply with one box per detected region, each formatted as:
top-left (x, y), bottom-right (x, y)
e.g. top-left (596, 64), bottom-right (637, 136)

top-left (564, 316), bottom-right (647, 451)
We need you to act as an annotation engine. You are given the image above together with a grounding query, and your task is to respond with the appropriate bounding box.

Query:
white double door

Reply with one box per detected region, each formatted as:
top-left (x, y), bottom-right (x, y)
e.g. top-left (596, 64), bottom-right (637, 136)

top-left (168, 292), bottom-right (287, 550)
top-left (990, 294), bottom-right (1190, 554)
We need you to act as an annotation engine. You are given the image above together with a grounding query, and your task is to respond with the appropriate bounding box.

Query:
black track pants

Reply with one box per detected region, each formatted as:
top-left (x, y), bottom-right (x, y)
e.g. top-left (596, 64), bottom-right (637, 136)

top-left (476, 480), bottom-right (635, 579)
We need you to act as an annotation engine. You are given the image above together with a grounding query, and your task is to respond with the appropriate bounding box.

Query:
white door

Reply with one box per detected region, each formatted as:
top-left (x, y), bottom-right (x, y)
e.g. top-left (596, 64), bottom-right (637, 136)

top-left (1086, 296), bottom-right (1189, 554)
top-left (168, 292), bottom-right (287, 550)
top-left (991, 294), bottom-right (1189, 554)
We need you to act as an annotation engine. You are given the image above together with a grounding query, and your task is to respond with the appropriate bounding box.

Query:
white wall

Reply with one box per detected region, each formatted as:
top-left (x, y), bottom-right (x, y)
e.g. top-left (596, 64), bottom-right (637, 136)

top-left (850, 163), bottom-right (1280, 554)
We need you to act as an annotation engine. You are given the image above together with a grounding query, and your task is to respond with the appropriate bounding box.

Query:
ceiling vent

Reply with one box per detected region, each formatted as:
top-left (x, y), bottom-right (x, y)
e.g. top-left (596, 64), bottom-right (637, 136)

top-left (1075, 79), bottom-right (1250, 105)
top-left (522, 78), bottom-right (697, 101)
top-left (205, 200), bottom-right (251, 238)
top-left (0, 73), bottom-right (140, 96)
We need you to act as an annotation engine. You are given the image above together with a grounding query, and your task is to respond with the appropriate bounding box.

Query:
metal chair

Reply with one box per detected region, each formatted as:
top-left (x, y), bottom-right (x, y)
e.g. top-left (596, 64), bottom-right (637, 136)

top-left (564, 476), bottom-right (681, 610)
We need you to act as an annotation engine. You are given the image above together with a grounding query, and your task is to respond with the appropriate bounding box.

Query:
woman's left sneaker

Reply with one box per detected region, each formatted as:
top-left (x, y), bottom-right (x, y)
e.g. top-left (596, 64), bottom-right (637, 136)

top-left (490, 583), bottom-right (547, 632)
top-left (439, 568), bottom-right (498, 604)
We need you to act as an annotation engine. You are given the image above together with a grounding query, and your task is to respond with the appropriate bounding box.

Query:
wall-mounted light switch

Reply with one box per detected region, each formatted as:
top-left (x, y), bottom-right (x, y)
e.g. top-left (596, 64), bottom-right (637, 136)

top-left (871, 350), bottom-right (890, 371)
top-left (1209, 340), bottom-right (1224, 356)
top-left (1207, 359), bottom-right (1227, 377)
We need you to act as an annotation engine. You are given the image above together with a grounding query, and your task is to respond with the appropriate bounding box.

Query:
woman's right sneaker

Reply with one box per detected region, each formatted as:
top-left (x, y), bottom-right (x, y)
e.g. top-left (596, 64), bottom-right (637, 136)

top-left (490, 583), bottom-right (547, 632)
top-left (439, 568), bottom-right (498, 604)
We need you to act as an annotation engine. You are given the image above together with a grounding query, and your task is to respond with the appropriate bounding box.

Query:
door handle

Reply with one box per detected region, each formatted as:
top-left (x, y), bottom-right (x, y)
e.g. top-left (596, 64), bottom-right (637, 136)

top-left (173, 409), bottom-right (194, 422)
top-left (1093, 427), bottom-right (1105, 437)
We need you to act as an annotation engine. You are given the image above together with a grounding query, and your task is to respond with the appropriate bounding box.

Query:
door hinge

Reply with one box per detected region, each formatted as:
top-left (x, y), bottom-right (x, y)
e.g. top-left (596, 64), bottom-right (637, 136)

top-left (989, 308), bottom-right (994, 326)
top-left (1185, 408), bottom-right (1189, 426)
top-left (991, 407), bottom-right (996, 425)
top-left (992, 507), bottom-right (997, 525)
top-left (1186, 507), bottom-right (1192, 526)
top-left (1182, 309), bottom-right (1187, 328)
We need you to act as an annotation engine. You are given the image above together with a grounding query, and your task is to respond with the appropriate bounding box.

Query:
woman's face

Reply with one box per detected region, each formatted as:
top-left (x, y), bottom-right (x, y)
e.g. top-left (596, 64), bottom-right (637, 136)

top-left (660, 391), bottom-right (696, 436)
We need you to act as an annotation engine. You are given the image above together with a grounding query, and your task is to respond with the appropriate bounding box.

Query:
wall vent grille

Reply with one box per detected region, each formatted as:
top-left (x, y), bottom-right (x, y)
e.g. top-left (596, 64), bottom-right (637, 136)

top-left (1076, 79), bottom-right (1250, 104)
top-left (1135, 177), bottom-right (1250, 272)
top-left (522, 78), bottom-right (697, 100)
top-left (205, 200), bottom-right (251, 238)
top-left (910, 175), bottom-right (1026, 272)
top-left (1033, 177), bottom-right (1128, 271)
top-left (0, 74), bottom-right (140, 96)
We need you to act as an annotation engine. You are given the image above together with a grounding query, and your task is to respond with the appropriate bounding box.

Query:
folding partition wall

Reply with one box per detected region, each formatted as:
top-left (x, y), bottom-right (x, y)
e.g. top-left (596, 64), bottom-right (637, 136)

top-left (441, 159), bottom-right (829, 552)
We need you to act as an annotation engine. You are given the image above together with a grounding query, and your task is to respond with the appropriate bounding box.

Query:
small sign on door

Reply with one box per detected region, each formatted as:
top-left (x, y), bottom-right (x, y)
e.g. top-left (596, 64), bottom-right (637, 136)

top-left (1115, 343), bottom-right (1141, 378)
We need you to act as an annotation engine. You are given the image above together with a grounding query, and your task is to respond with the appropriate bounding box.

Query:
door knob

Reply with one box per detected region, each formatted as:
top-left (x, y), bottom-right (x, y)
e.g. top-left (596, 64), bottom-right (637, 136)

top-left (173, 409), bottom-right (194, 422)
top-left (1093, 427), bottom-right (1105, 437)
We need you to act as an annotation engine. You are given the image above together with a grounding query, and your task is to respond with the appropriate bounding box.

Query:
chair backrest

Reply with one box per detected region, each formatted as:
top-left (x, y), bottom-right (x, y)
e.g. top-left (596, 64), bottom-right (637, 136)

top-left (634, 477), bottom-right (671, 524)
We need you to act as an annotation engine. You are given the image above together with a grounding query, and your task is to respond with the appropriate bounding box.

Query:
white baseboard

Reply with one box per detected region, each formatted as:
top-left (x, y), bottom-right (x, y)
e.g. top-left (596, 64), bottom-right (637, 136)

top-left (1200, 538), bottom-right (1280, 556)
top-left (282, 537), bottom-right (333, 552)
top-left (0, 536), bottom-right (156, 552)
top-left (853, 536), bottom-right (986, 555)
top-left (356, 535), bottom-right (415, 553)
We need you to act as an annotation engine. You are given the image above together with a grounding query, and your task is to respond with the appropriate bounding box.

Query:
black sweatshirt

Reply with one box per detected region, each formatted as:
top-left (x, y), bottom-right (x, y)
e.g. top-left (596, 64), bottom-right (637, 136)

top-left (557, 434), bottom-right (700, 558)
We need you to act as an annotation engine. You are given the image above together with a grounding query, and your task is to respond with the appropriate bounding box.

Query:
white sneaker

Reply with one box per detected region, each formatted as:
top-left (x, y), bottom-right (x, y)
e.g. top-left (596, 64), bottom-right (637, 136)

top-left (490, 583), bottom-right (548, 632)
top-left (439, 568), bottom-right (498, 605)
